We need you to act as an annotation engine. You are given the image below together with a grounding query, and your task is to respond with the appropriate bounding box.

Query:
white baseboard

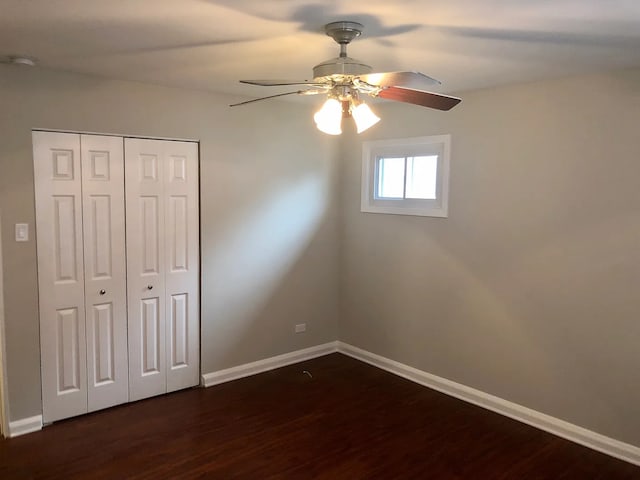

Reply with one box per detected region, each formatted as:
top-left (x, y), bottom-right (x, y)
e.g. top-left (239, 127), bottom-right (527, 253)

top-left (201, 342), bottom-right (338, 388)
top-left (12, 340), bottom-right (633, 464)
top-left (8, 415), bottom-right (42, 437)
top-left (5, 343), bottom-right (338, 438)
top-left (200, 340), bottom-right (640, 465)
top-left (337, 341), bottom-right (640, 466)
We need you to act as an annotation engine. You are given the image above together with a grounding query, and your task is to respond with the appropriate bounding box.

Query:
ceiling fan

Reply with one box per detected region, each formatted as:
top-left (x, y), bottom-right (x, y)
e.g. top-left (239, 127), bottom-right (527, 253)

top-left (230, 21), bottom-right (462, 135)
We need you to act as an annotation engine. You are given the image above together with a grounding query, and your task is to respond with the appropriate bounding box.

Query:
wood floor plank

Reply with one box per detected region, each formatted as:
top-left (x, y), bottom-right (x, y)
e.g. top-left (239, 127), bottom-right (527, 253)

top-left (1, 353), bottom-right (638, 479)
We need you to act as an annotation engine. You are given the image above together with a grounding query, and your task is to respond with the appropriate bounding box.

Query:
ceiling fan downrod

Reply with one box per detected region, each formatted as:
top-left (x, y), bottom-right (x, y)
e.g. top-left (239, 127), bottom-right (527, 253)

top-left (324, 21), bottom-right (363, 57)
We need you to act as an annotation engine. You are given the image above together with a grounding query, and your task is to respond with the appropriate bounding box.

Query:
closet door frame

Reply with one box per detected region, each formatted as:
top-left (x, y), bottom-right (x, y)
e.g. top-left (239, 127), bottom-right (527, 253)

top-left (0, 209), bottom-right (10, 437)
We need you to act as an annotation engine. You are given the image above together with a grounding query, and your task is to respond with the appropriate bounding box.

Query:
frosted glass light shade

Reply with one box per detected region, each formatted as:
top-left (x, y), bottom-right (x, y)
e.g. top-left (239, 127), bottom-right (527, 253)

top-left (314, 99), bottom-right (342, 135)
top-left (352, 102), bottom-right (380, 133)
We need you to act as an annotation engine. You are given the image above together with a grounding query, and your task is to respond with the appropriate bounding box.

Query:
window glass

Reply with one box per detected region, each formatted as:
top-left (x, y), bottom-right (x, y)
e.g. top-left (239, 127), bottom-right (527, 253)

top-left (377, 157), bottom-right (405, 199)
top-left (405, 155), bottom-right (438, 199)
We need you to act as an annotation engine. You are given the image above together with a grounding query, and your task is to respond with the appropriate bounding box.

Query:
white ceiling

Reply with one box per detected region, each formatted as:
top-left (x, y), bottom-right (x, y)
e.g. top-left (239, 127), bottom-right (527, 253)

top-left (2, 0), bottom-right (640, 99)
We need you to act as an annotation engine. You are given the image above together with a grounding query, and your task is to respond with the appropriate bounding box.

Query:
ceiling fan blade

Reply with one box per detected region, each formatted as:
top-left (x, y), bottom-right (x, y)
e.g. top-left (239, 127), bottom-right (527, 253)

top-left (359, 71), bottom-right (441, 89)
top-left (377, 87), bottom-right (461, 111)
top-left (229, 89), bottom-right (322, 107)
top-left (240, 79), bottom-right (327, 87)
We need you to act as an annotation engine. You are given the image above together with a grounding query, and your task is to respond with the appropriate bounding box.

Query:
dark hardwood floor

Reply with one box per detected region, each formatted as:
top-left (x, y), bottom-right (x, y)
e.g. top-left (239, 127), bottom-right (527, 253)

top-left (1, 353), bottom-right (638, 479)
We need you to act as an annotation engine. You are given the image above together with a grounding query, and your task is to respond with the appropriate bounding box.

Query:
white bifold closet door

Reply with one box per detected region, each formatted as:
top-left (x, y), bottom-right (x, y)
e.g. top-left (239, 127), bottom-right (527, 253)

top-left (81, 135), bottom-right (129, 413)
top-left (34, 131), bottom-right (128, 423)
top-left (125, 138), bottom-right (199, 402)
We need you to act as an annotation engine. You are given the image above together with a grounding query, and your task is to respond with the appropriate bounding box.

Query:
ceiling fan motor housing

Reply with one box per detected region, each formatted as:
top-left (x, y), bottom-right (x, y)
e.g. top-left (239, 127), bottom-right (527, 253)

top-left (312, 56), bottom-right (372, 81)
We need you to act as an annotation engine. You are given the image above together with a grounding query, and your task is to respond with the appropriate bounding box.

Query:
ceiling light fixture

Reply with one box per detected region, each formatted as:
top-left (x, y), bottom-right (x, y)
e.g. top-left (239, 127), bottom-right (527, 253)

top-left (313, 91), bottom-right (380, 135)
top-left (232, 21), bottom-right (461, 135)
top-left (351, 100), bottom-right (380, 134)
top-left (313, 98), bottom-right (343, 135)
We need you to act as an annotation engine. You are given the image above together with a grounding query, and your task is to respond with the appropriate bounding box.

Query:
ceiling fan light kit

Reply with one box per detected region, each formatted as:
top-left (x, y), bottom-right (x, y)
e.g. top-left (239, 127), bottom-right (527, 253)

top-left (313, 98), bottom-right (343, 135)
top-left (233, 21), bottom-right (461, 135)
top-left (351, 101), bottom-right (381, 134)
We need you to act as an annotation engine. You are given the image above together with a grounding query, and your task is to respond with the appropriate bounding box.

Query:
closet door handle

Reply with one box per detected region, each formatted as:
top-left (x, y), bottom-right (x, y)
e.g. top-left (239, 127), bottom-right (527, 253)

top-left (147, 285), bottom-right (153, 290)
top-left (99, 289), bottom-right (106, 295)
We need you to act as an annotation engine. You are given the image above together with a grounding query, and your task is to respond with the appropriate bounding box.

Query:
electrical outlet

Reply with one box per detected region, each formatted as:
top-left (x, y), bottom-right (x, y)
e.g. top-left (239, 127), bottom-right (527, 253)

top-left (295, 323), bottom-right (306, 334)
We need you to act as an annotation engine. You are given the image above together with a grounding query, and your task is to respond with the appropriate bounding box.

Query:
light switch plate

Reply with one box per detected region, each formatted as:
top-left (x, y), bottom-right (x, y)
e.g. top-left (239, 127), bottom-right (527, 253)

top-left (15, 223), bottom-right (29, 242)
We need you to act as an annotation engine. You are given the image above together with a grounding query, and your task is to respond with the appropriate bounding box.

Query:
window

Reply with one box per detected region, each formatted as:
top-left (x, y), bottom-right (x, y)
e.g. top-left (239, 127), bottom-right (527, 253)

top-left (361, 135), bottom-right (450, 217)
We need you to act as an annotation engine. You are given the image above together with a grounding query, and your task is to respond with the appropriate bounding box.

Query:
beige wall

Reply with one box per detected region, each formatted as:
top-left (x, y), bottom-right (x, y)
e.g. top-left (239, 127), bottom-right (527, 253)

top-left (339, 68), bottom-right (640, 447)
top-left (0, 67), bottom-right (340, 421)
top-left (2, 63), bottom-right (639, 450)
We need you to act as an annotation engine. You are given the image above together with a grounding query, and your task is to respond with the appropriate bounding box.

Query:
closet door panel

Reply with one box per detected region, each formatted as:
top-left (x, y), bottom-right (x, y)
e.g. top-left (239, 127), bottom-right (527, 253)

top-left (33, 131), bottom-right (88, 423)
top-left (125, 138), bottom-right (167, 402)
top-left (164, 141), bottom-right (200, 392)
top-left (81, 134), bottom-right (129, 412)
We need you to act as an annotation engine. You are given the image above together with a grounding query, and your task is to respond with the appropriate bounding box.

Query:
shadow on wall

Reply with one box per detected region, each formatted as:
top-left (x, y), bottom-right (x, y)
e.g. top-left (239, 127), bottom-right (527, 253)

top-left (350, 207), bottom-right (640, 439)
top-left (350, 216), bottom-right (558, 385)
top-left (201, 171), bottom-right (331, 364)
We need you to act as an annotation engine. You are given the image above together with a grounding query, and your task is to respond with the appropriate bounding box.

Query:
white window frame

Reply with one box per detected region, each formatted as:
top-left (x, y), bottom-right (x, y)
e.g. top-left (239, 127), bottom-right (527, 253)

top-left (361, 135), bottom-right (451, 217)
